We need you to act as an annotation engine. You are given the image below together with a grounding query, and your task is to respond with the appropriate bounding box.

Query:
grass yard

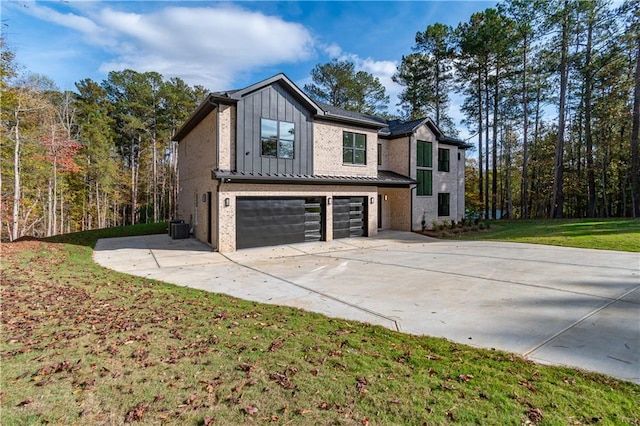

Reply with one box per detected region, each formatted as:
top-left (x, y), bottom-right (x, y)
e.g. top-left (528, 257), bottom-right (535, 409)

top-left (1, 224), bottom-right (639, 425)
top-left (451, 218), bottom-right (640, 252)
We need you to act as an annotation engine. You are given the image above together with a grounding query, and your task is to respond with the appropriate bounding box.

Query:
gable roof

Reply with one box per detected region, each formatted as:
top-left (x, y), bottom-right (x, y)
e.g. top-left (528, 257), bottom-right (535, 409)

top-left (229, 73), bottom-right (322, 115)
top-left (382, 117), bottom-right (473, 149)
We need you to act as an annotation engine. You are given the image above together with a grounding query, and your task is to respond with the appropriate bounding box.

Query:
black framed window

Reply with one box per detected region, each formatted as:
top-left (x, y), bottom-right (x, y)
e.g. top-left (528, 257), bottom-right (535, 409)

top-left (438, 193), bottom-right (450, 216)
top-left (417, 169), bottom-right (433, 196)
top-left (261, 118), bottom-right (294, 159)
top-left (438, 148), bottom-right (450, 172)
top-left (377, 143), bottom-right (382, 165)
top-left (417, 140), bottom-right (432, 196)
top-left (417, 140), bottom-right (432, 168)
top-left (343, 131), bottom-right (366, 165)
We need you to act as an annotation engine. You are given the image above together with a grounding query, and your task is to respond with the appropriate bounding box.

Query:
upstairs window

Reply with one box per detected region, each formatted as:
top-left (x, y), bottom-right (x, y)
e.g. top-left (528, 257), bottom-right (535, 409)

top-left (417, 140), bottom-right (432, 196)
top-left (343, 131), bottom-right (367, 165)
top-left (417, 140), bottom-right (432, 168)
top-left (377, 143), bottom-right (382, 166)
top-left (261, 118), bottom-right (294, 159)
top-left (438, 148), bottom-right (450, 172)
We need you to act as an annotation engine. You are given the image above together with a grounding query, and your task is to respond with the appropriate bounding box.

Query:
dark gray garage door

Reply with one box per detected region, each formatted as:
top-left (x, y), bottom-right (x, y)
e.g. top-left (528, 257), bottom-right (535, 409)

top-left (236, 197), bottom-right (323, 249)
top-left (333, 197), bottom-right (366, 239)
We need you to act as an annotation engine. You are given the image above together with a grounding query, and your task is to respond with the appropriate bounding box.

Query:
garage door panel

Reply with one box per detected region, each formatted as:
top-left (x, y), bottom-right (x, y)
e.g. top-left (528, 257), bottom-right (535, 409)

top-left (236, 197), bottom-right (323, 249)
top-left (333, 197), bottom-right (366, 239)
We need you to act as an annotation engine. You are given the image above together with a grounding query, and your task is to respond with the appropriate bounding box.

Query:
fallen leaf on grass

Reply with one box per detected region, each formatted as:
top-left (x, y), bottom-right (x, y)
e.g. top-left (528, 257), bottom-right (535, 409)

top-left (268, 340), bottom-right (283, 352)
top-left (527, 407), bottom-right (543, 422)
top-left (16, 398), bottom-right (33, 406)
top-left (244, 406), bottom-right (258, 415)
top-left (440, 383), bottom-right (456, 391)
top-left (458, 374), bottom-right (474, 382)
top-left (519, 380), bottom-right (536, 392)
top-left (184, 394), bottom-right (197, 405)
top-left (236, 363), bottom-right (254, 373)
top-left (355, 377), bottom-right (368, 393)
top-left (125, 402), bottom-right (147, 423)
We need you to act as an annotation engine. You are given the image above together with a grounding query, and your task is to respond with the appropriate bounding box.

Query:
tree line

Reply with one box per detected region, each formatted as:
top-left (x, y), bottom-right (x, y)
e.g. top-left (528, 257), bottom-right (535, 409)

top-left (1, 47), bottom-right (208, 240)
top-left (2, 0), bottom-right (639, 241)
top-left (392, 0), bottom-right (639, 219)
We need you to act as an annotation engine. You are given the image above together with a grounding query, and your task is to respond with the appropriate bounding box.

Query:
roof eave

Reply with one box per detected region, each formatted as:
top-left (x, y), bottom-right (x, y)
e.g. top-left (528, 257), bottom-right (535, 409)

top-left (173, 94), bottom-right (236, 142)
top-left (315, 113), bottom-right (388, 130)
top-left (213, 170), bottom-right (415, 186)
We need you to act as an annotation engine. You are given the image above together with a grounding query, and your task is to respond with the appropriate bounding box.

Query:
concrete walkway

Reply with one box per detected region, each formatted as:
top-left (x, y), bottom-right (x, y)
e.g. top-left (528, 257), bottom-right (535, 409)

top-left (93, 231), bottom-right (640, 384)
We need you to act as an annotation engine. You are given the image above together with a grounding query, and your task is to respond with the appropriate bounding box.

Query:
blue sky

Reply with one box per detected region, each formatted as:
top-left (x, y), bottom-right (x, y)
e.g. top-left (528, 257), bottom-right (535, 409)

top-left (2, 1), bottom-right (498, 137)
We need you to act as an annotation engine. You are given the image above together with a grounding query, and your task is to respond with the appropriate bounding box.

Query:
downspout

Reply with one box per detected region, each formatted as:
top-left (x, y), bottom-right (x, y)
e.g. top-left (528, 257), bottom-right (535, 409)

top-left (408, 134), bottom-right (414, 231)
top-left (209, 98), bottom-right (221, 250)
top-left (410, 185), bottom-right (416, 232)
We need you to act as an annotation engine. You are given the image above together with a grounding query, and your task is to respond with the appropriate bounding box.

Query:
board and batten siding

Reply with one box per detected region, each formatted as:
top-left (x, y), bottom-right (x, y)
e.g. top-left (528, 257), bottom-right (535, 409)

top-left (235, 82), bottom-right (314, 175)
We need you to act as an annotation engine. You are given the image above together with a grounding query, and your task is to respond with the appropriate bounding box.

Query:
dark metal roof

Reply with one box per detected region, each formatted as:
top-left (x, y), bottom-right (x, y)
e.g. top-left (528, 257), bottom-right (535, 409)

top-left (213, 169), bottom-right (415, 187)
top-left (381, 117), bottom-right (473, 149)
top-left (316, 101), bottom-right (388, 129)
top-left (385, 118), bottom-right (426, 136)
top-left (439, 136), bottom-right (474, 149)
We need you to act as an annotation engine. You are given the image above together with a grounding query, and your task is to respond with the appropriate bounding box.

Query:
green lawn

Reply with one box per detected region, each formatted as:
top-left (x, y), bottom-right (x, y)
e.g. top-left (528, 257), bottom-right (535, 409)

top-left (452, 218), bottom-right (640, 252)
top-left (1, 224), bottom-right (638, 424)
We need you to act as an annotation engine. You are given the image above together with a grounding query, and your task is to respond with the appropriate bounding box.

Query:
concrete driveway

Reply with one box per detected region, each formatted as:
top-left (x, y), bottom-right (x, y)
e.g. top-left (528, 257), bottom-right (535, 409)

top-left (93, 231), bottom-right (640, 384)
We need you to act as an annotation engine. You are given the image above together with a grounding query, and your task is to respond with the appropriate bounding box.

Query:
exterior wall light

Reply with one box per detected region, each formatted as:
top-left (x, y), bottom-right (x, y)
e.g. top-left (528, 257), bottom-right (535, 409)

top-left (327, 197), bottom-right (332, 205)
top-left (370, 197), bottom-right (374, 204)
top-left (224, 198), bottom-right (230, 207)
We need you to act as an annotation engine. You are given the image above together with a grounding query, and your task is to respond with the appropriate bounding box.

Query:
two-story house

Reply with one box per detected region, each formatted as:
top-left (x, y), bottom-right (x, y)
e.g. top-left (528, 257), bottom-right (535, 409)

top-left (173, 73), bottom-right (470, 252)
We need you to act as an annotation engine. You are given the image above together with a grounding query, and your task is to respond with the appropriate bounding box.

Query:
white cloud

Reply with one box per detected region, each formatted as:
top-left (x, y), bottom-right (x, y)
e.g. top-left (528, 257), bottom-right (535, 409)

top-left (20, 3), bottom-right (315, 90)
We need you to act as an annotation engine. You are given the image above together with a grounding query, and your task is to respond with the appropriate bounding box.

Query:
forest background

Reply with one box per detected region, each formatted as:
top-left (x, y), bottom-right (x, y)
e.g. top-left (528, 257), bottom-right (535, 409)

top-left (2, 0), bottom-right (638, 241)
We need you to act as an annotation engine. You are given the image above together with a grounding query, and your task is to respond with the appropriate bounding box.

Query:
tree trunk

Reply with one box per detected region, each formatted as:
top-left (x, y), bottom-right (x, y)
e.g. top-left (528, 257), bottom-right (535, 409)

top-left (478, 69), bottom-right (484, 213)
top-left (12, 108), bottom-right (21, 241)
top-left (521, 33), bottom-right (529, 219)
top-left (632, 41), bottom-right (640, 217)
top-left (484, 66), bottom-right (490, 220)
top-left (492, 64), bottom-right (499, 220)
top-left (551, 0), bottom-right (570, 219)
top-left (153, 132), bottom-right (158, 223)
top-left (585, 10), bottom-right (596, 218)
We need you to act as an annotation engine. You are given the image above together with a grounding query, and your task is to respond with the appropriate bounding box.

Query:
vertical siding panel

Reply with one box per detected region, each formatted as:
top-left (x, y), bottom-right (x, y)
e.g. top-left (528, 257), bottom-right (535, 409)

top-left (235, 81), bottom-right (314, 176)
top-left (259, 91), bottom-right (267, 174)
top-left (236, 100), bottom-right (245, 172)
